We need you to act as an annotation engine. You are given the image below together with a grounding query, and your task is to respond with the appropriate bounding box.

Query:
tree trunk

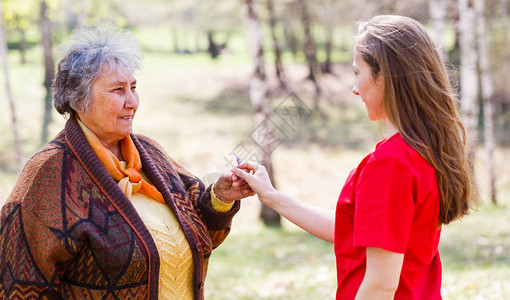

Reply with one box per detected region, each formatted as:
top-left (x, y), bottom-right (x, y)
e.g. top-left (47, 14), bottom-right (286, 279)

top-left (40, 0), bottom-right (55, 145)
top-left (282, 21), bottom-right (298, 59)
top-left (299, 0), bottom-right (319, 81)
top-left (429, 0), bottom-right (446, 56)
top-left (298, 0), bottom-right (321, 104)
top-left (0, 0), bottom-right (23, 173)
top-left (266, 0), bottom-right (287, 91)
top-left (243, 0), bottom-right (281, 227)
top-left (207, 30), bottom-right (219, 59)
top-left (458, 0), bottom-right (479, 164)
top-left (475, 0), bottom-right (497, 204)
top-left (18, 27), bottom-right (26, 64)
top-left (322, 24), bottom-right (333, 73)
top-left (317, 1), bottom-right (334, 74)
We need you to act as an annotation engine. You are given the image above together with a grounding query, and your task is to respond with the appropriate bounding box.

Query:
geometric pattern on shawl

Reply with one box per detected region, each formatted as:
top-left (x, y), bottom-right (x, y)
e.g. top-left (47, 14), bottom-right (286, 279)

top-left (0, 139), bottom-right (150, 299)
top-left (0, 117), bottom-right (240, 300)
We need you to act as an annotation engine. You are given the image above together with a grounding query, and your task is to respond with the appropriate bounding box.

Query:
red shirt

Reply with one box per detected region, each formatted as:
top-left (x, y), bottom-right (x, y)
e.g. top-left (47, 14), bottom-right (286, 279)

top-left (335, 133), bottom-right (442, 299)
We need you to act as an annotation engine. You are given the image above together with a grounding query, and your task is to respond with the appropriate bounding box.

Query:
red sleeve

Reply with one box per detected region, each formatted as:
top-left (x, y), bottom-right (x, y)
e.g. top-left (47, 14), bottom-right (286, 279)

top-left (353, 153), bottom-right (416, 253)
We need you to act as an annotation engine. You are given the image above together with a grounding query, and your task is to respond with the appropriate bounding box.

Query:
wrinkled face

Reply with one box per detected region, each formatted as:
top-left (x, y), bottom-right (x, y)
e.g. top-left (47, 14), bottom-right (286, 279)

top-left (77, 68), bottom-right (139, 147)
top-left (352, 50), bottom-right (386, 122)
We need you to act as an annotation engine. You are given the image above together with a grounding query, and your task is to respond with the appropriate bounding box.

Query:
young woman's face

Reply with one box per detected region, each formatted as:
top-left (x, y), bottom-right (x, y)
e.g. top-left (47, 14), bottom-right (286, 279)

top-left (352, 50), bottom-right (386, 122)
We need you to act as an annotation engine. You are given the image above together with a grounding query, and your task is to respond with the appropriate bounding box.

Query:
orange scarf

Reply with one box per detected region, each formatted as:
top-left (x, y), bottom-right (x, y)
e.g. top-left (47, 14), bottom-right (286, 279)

top-left (78, 120), bottom-right (165, 204)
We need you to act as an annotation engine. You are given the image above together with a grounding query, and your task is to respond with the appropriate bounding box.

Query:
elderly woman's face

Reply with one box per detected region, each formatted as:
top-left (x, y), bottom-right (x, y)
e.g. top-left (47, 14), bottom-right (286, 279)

top-left (77, 68), bottom-right (139, 147)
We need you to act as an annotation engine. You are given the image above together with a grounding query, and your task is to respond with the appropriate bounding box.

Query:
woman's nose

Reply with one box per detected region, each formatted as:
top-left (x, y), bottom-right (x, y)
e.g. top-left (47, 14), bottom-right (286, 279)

top-left (125, 89), bottom-right (139, 109)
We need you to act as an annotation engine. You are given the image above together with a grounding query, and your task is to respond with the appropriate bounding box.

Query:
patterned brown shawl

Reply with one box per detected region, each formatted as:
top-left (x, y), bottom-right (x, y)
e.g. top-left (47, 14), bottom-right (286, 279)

top-left (0, 117), bottom-right (239, 300)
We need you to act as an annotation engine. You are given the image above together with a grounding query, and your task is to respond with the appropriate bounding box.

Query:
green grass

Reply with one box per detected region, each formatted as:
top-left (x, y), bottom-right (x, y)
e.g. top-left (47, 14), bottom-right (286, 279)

top-left (440, 188), bottom-right (510, 299)
top-left (206, 227), bottom-right (336, 299)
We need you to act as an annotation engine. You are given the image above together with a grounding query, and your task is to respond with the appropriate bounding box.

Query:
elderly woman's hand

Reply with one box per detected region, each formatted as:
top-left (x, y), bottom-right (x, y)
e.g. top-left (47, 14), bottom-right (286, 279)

top-left (213, 171), bottom-right (255, 203)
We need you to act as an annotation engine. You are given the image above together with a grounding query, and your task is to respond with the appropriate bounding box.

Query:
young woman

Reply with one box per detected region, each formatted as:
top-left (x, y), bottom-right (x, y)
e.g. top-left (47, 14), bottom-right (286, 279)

top-left (234, 15), bottom-right (478, 299)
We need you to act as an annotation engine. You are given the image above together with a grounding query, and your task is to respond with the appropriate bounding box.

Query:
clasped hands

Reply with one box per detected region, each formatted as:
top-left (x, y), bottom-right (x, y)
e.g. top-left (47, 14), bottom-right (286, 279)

top-left (213, 162), bottom-right (275, 204)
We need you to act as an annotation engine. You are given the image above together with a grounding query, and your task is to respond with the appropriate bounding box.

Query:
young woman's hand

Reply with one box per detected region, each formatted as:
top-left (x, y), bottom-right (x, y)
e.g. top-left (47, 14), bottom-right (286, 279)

top-left (234, 161), bottom-right (335, 243)
top-left (232, 162), bottom-right (277, 205)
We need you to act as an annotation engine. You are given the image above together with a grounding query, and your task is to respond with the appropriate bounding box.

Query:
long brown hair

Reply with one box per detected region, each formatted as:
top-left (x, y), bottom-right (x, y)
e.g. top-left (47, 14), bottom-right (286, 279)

top-left (354, 15), bottom-right (479, 225)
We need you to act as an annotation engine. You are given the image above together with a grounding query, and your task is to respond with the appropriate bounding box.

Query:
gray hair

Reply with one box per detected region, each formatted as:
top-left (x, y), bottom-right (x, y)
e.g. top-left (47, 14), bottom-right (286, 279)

top-left (52, 24), bottom-right (142, 116)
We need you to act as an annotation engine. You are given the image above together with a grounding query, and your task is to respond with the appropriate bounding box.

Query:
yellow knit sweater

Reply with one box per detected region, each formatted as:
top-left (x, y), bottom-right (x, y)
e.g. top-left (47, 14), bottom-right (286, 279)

top-left (130, 189), bottom-right (194, 299)
top-left (123, 162), bottom-right (232, 299)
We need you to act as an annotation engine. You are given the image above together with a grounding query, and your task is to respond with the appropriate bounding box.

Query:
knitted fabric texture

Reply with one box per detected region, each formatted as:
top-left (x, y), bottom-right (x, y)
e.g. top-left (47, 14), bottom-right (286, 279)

top-left (130, 191), bottom-right (194, 299)
top-left (0, 117), bottom-right (240, 300)
top-left (127, 166), bottom-right (232, 299)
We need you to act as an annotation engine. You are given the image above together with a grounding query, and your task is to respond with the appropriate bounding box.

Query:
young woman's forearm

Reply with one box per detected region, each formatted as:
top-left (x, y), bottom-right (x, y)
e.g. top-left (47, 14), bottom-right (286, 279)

top-left (231, 164), bottom-right (334, 242)
top-left (262, 191), bottom-right (335, 243)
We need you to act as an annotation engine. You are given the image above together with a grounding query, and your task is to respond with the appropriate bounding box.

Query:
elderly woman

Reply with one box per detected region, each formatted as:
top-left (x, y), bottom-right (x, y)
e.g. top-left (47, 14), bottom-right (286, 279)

top-left (0, 25), bottom-right (252, 299)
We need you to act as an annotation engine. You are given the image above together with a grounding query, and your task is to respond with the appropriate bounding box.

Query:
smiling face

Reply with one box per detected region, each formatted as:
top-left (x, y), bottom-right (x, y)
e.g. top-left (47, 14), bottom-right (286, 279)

top-left (77, 67), bottom-right (139, 148)
top-left (352, 49), bottom-right (386, 122)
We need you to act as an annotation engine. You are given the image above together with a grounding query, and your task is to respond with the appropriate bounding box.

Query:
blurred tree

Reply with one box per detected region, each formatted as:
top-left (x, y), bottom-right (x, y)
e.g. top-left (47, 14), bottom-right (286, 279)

top-left (207, 30), bottom-right (220, 58)
top-left (281, 18), bottom-right (299, 58)
top-left (40, 0), bottom-right (55, 145)
top-left (297, 0), bottom-right (321, 98)
top-left (317, 1), bottom-right (334, 74)
top-left (492, 0), bottom-right (510, 144)
top-left (266, 0), bottom-right (287, 91)
top-left (429, 0), bottom-right (446, 54)
top-left (188, 1), bottom-right (240, 57)
top-left (458, 0), bottom-right (479, 163)
top-left (0, 0), bottom-right (22, 172)
top-left (2, 0), bottom-right (37, 64)
top-left (316, 0), bottom-right (341, 74)
top-left (123, 0), bottom-right (241, 56)
top-left (243, 0), bottom-right (281, 227)
top-left (475, 0), bottom-right (497, 204)
top-left (316, 0), bottom-right (355, 73)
